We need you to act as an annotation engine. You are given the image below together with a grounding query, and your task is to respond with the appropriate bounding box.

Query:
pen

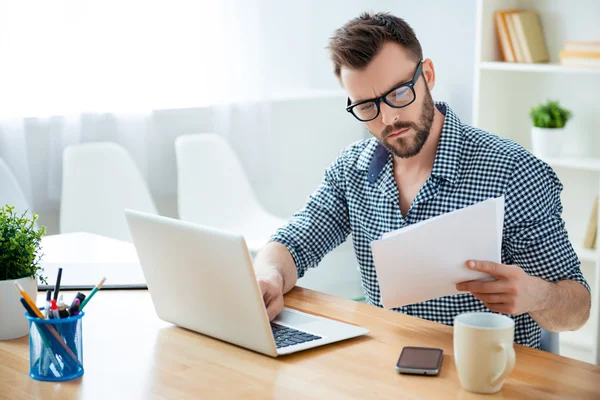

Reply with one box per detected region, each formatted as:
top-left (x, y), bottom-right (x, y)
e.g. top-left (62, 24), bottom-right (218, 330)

top-left (53, 267), bottom-right (63, 301)
top-left (79, 276), bottom-right (107, 311)
top-left (51, 300), bottom-right (60, 320)
top-left (57, 294), bottom-right (69, 318)
top-left (58, 305), bottom-right (69, 319)
top-left (69, 298), bottom-right (81, 316)
top-left (68, 292), bottom-right (85, 315)
top-left (45, 290), bottom-right (51, 319)
top-left (14, 283), bottom-right (80, 365)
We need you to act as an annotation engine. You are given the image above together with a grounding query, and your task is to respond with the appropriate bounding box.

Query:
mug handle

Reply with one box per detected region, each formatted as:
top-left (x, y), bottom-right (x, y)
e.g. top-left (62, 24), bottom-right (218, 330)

top-left (490, 343), bottom-right (516, 387)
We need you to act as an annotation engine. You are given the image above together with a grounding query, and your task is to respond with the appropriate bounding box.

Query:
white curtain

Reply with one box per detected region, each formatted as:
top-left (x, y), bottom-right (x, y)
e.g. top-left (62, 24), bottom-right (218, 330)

top-left (0, 0), bottom-right (272, 214)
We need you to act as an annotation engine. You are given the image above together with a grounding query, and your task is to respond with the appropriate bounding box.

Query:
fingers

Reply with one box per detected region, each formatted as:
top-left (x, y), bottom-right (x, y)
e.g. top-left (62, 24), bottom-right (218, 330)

top-left (466, 260), bottom-right (516, 279)
top-left (456, 279), bottom-right (513, 294)
top-left (480, 302), bottom-right (519, 315)
top-left (470, 292), bottom-right (507, 304)
top-left (258, 280), bottom-right (270, 297)
top-left (470, 292), bottom-right (519, 315)
top-left (258, 279), bottom-right (284, 320)
top-left (266, 293), bottom-right (284, 321)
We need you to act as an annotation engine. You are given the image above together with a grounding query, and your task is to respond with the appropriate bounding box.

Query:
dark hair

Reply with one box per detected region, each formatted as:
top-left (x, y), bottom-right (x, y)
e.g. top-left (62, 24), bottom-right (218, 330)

top-left (328, 12), bottom-right (423, 78)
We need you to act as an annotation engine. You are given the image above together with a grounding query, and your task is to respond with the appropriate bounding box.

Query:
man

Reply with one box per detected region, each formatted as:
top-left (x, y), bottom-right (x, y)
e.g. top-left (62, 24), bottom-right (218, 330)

top-left (254, 12), bottom-right (591, 348)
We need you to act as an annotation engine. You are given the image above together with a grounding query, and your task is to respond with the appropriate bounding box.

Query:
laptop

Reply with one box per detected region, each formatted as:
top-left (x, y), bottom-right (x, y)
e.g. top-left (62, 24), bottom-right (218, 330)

top-left (124, 209), bottom-right (370, 357)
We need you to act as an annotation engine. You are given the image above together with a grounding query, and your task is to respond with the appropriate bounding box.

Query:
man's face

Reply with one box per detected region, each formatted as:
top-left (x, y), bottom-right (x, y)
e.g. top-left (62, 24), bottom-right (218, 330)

top-left (341, 42), bottom-right (435, 159)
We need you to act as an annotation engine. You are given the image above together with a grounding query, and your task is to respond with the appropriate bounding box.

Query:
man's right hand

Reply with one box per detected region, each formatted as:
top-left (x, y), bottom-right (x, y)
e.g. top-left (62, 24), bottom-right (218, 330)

top-left (253, 242), bottom-right (298, 321)
top-left (257, 277), bottom-right (284, 321)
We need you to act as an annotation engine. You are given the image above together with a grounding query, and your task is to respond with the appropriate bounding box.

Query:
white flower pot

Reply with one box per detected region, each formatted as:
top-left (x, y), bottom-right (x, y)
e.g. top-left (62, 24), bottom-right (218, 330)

top-left (531, 127), bottom-right (565, 158)
top-left (0, 276), bottom-right (38, 340)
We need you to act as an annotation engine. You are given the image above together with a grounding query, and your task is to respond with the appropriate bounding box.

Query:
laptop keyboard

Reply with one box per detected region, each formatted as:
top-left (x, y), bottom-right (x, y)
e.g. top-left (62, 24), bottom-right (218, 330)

top-left (271, 323), bottom-right (322, 349)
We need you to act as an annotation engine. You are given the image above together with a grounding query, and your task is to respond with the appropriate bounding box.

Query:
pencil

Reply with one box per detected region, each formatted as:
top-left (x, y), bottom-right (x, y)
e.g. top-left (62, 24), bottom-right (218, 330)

top-left (79, 277), bottom-right (107, 311)
top-left (14, 282), bottom-right (44, 319)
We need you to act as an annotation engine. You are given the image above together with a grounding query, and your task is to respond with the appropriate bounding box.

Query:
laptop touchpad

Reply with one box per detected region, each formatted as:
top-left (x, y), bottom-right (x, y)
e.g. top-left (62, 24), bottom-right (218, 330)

top-left (275, 310), bottom-right (319, 326)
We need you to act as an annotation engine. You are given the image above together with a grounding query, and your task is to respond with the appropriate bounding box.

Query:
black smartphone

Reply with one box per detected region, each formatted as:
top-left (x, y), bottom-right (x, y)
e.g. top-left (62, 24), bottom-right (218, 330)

top-left (395, 346), bottom-right (444, 376)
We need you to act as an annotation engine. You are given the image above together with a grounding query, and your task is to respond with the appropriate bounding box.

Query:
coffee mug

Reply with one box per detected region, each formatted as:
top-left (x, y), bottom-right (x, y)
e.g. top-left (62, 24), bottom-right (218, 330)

top-left (453, 312), bottom-right (516, 394)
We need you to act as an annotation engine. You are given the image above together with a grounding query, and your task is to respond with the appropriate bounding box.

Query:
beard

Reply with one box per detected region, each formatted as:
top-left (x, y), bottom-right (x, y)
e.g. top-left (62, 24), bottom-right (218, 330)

top-left (379, 85), bottom-right (435, 159)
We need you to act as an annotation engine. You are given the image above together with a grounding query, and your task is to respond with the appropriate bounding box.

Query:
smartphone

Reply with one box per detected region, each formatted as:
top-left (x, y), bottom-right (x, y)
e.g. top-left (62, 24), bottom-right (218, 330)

top-left (395, 346), bottom-right (444, 376)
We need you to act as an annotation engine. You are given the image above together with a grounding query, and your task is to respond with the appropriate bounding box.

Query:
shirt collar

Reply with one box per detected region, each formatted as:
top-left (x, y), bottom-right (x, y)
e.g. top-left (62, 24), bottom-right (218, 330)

top-left (358, 101), bottom-right (462, 184)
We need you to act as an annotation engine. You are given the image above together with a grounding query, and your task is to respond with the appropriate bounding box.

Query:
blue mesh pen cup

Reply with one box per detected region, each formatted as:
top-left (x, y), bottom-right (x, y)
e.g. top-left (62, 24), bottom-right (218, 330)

top-left (25, 310), bottom-right (85, 381)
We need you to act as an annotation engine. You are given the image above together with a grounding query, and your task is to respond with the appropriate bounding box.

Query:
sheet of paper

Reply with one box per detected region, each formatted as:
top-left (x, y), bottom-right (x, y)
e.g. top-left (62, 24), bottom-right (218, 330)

top-left (371, 196), bottom-right (505, 308)
top-left (38, 232), bottom-right (146, 289)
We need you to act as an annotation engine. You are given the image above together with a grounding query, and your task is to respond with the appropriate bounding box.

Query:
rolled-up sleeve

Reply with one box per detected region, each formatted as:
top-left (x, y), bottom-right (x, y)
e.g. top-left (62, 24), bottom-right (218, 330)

top-left (503, 156), bottom-right (590, 292)
top-left (269, 154), bottom-right (351, 278)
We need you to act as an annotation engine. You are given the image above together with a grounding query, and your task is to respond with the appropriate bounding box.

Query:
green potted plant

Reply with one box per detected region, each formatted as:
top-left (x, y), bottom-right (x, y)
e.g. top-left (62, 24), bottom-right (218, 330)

top-left (0, 205), bottom-right (46, 340)
top-left (530, 100), bottom-right (572, 158)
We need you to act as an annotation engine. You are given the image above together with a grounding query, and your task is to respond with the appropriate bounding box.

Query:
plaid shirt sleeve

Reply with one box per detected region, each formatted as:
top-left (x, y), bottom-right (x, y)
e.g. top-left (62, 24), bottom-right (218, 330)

top-left (269, 152), bottom-right (351, 278)
top-left (503, 155), bottom-right (591, 292)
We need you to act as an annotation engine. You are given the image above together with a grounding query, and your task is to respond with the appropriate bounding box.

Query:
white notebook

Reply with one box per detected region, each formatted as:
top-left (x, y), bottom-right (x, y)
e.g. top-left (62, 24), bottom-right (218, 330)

top-left (39, 232), bottom-right (146, 290)
top-left (371, 196), bottom-right (504, 308)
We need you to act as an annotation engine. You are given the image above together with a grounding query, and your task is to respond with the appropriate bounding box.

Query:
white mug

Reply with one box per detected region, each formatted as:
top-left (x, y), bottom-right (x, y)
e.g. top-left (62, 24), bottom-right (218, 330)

top-left (454, 312), bottom-right (516, 394)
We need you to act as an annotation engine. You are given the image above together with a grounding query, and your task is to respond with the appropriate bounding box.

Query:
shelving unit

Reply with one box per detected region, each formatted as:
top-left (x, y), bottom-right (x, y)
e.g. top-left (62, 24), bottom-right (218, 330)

top-left (474, 0), bottom-right (600, 365)
top-left (541, 157), bottom-right (600, 172)
top-left (480, 61), bottom-right (600, 74)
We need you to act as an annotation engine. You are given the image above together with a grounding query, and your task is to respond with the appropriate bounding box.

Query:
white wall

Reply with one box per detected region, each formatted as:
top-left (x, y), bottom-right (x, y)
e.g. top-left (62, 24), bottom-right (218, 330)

top-left (258, 0), bottom-right (476, 123)
top-left (32, 1), bottom-right (478, 299)
top-left (34, 1), bottom-right (478, 223)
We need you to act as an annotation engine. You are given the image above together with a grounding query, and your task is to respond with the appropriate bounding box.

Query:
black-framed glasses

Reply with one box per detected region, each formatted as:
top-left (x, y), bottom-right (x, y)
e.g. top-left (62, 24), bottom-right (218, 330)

top-left (346, 60), bottom-right (423, 122)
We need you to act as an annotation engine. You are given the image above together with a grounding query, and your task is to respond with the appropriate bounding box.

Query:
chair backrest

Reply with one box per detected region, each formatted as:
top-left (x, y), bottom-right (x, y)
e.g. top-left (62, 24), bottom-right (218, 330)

top-left (175, 134), bottom-right (264, 230)
top-left (60, 142), bottom-right (157, 242)
top-left (540, 328), bottom-right (559, 354)
top-left (0, 158), bottom-right (34, 220)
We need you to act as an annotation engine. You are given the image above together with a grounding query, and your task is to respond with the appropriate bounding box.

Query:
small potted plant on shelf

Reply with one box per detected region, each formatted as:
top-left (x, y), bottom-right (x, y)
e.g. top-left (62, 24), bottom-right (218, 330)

top-left (530, 100), bottom-right (572, 158)
top-left (0, 205), bottom-right (46, 340)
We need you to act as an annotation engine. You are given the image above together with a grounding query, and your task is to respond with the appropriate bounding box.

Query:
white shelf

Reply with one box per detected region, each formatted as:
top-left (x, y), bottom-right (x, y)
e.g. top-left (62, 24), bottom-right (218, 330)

top-left (479, 62), bottom-right (600, 74)
top-left (541, 157), bottom-right (600, 172)
top-left (475, 0), bottom-right (600, 366)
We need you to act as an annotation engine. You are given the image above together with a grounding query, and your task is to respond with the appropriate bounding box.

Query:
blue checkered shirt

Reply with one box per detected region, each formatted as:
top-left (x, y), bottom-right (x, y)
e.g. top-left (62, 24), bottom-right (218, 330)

top-left (270, 102), bottom-right (590, 349)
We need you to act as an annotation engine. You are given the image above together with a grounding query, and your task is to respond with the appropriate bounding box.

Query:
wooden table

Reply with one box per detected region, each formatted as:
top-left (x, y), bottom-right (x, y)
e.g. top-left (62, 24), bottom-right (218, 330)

top-left (1, 288), bottom-right (599, 399)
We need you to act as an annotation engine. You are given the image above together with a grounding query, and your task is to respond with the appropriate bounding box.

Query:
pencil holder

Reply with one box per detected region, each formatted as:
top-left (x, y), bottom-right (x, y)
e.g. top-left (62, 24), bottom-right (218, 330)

top-left (25, 310), bottom-right (85, 381)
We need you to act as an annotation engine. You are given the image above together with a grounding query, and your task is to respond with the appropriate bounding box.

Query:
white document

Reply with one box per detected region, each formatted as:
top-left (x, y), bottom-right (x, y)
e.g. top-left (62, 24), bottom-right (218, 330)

top-left (371, 196), bottom-right (505, 309)
top-left (39, 232), bottom-right (146, 289)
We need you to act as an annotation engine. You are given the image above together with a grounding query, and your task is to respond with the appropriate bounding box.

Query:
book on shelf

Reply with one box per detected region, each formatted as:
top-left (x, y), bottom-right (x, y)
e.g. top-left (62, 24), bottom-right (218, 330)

top-left (494, 9), bottom-right (549, 63)
top-left (505, 11), bottom-right (525, 62)
top-left (560, 42), bottom-right (600, 68)
top-left (494, 9), bottom-right (518, 62)
top-left (583, 196), bottom-right (598, 250)
top-left (564, 41), bottom-right (600, 53)
top-left (512, 11), bottom-right (549, 63)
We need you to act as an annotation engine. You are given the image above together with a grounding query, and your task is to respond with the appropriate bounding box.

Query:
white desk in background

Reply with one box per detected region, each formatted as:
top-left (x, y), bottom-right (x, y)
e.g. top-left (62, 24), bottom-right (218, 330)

top-left (39, 232), bottom-right (146, 290)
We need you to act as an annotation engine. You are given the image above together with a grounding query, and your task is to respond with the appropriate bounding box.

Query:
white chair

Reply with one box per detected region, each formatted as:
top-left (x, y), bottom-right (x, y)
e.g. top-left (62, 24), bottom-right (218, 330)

top-left (175, 134), bottom-right (286, 253)
top-left (60, 142), bottom-right (157, 242)
top-left (0, 158), bottom-right (34, 220)
top-left (541, 329), bottom-right (559, 355)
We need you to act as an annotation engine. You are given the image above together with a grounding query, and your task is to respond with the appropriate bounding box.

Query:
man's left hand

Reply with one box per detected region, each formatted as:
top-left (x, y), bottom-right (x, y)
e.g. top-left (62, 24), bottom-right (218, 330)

top-left (456, 260), bottom-right (550, 315)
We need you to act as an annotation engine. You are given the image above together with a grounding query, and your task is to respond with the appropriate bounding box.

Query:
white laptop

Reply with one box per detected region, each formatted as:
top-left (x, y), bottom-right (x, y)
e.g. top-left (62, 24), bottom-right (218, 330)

top-left (124, 209), bottom-right (370, 357)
